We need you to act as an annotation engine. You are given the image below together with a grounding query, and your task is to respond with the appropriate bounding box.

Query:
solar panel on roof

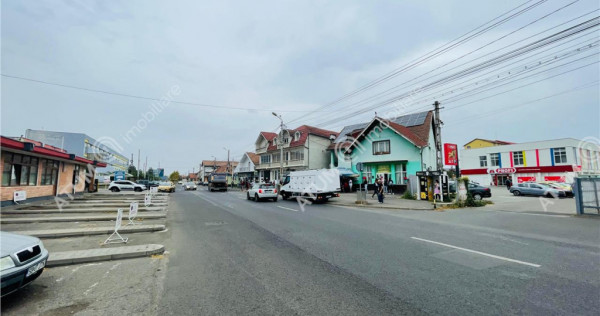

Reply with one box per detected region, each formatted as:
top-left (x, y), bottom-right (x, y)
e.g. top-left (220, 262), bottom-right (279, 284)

top-left (393, 111), bottom-right (428, 127)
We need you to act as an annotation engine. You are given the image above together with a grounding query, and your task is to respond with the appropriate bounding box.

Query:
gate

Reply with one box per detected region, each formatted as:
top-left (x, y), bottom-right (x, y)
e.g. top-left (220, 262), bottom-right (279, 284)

top-left (574, 177), bottom-right (600, 215)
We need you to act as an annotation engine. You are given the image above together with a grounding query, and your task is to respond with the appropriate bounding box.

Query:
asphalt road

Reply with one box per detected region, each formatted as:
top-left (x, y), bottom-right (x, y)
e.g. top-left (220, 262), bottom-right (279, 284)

top-left (159, 187), bottom-right (600, 315)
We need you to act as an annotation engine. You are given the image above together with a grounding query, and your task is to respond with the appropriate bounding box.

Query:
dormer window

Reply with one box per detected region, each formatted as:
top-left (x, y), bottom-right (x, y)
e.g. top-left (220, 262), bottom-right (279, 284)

top-left (273, 138), bottom-right (277, 146)
top-left (294, 131), bottom-right (301, 141)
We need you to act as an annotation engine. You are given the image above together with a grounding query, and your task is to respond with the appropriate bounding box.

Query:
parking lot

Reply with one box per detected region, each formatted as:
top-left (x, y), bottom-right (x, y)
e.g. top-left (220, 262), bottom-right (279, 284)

top-left (486, 185), bottom-right (576, 215)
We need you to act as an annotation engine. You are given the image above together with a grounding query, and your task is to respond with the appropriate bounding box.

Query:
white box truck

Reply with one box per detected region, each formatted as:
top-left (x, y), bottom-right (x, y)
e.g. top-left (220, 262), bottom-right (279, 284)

top-left (280, 169), bottom-right (341, 202)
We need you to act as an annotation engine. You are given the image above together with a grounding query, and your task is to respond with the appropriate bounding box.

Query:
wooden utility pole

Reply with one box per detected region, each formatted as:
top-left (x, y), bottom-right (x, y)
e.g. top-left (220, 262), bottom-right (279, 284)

top-left (434, 101), bottom-right (443, 172)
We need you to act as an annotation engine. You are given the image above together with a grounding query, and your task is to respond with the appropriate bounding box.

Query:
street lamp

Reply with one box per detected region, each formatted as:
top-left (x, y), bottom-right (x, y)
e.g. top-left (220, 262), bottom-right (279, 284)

top-left (272, 112), bottom-right (284, 188)
top-left (223, 147), bottom-right (231, 187)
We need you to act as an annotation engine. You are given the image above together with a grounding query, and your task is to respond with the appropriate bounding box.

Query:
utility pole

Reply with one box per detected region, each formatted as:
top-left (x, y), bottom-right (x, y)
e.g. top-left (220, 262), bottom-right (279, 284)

top-left (272, 112), bottom-right (284, 184)
top-left (137, 149), bottom-right (141, 179)
top-left (145, 156), bottom-right (148, 180)
top-left (434, 101), bottom-right (443, 172)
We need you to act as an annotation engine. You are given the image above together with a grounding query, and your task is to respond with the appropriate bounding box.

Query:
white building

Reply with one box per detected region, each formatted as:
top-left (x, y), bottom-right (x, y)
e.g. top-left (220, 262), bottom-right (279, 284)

top-left (460, 138), bottom-right (600, 185)
top-left (233, 152), bottom-right (259, 181)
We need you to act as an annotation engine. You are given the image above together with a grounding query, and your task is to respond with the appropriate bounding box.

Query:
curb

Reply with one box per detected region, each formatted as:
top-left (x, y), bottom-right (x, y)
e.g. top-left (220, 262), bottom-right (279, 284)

top-left (330, 202), bottom-right (433, 211)
top-left (2, 207), bottom-right (166, 214)
top-left (47, 244), bottom-right (165, 267)
top-left (1, 213), bottom-right (167, 224)
top-left (8, 224), bottom-right (166, 238)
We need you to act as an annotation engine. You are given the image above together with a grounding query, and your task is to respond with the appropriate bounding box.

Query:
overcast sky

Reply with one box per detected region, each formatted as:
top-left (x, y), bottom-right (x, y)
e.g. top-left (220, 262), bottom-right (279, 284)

top-left (2, 0), bottom-right (599, 174)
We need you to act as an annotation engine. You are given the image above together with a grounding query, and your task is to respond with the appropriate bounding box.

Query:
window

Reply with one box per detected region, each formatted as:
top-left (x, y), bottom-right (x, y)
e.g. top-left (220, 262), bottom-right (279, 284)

top-left (490, 153), bottom-right (500, 167)
top-left (295, 132), bottom-right (300, 141)
top-left (2, 153), bottom-right (39, 186)
top-left (289, 150), bottom-right (304, 161)
top-left (284, 152), bottom-right (290, 161)
top-left (73, 165), bottom-right (81, 184)
top-left (40, 159), bottom-right (59, 185)
top-left (272, 154), bottom-right (280, 163)
top-left (260, 154), bottom-right (271, 164)
top-left (513, 151), bottom-right (524, 166)
top-left (479, 156), bottom-right (487, 167)
top-left (283, 138), bottom-right (289, 144)
top-left (364, 166), bottom-right (373, 183)
top-left (373, 140), bottom-right (390, 155)
top-left (554, 147), bottom-right (567, 163)
top-left (273, 138), bottom-right (277, 146)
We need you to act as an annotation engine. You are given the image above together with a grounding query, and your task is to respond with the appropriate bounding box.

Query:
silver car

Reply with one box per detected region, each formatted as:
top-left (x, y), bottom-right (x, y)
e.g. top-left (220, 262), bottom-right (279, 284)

top-left (509, 183), bottom-right (566, 198)
top-left (247, 183), bottom-right (278, 202)
top-left (1, 232), bottom-right (49, 297)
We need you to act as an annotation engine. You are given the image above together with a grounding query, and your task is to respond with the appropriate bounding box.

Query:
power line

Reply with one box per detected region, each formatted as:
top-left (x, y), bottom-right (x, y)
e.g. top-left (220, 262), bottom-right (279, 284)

top-left (0, 74), bottom-right (335, 113)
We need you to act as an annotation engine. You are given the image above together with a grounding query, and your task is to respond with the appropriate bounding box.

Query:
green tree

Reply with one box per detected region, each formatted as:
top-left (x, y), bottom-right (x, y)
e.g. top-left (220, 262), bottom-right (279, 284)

top-left (169, 171), bottom-right (180, 182)
top-left (147, 168), bottom-right (155, 180)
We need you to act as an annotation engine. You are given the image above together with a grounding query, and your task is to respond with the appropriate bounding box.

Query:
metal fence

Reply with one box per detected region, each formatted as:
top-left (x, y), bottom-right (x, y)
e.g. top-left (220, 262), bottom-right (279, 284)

top-left (574, 177), bottom-right (600, 215)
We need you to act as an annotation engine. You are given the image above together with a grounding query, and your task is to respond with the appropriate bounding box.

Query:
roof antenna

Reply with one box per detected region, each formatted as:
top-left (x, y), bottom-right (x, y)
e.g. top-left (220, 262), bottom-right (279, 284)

top-left (374, 111), bottom-right (377, 117)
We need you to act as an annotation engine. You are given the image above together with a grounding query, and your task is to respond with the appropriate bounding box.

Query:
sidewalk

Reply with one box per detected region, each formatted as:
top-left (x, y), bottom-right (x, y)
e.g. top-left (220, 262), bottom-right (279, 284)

top-left (47, 244), bottom-right (165, 267)
top-left (330, 192), bottom-right (433, 210)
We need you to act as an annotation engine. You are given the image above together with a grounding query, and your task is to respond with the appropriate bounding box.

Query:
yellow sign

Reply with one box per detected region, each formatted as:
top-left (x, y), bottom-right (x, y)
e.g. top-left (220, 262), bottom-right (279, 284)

top-left (377, 165), bottom-right (391, 173)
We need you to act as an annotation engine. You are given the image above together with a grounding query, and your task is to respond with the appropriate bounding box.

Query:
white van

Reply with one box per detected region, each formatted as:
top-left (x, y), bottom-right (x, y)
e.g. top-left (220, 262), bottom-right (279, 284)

top-left (280, 169), bottom-right (341, 202)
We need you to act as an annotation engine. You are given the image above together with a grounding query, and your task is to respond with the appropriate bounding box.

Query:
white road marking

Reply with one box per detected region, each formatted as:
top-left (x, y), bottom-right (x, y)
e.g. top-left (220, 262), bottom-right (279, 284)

top-left (411, 237), bottom-right (541, 268)
top-left (277, 206), bottom-right (299, 212)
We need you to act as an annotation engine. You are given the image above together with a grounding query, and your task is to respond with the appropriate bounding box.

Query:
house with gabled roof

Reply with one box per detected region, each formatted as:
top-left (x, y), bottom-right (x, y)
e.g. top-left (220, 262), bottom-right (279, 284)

top-left (234, 152), bottom-right (260, 181)
top-left (254, 125), bottom-right (338, 182)
top-left (329, 110), bottom-right (438, 186)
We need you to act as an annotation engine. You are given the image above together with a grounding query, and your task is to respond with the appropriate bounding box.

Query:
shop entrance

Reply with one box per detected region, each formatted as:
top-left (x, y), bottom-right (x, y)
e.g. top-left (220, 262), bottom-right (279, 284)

top-left (496, 174), bottom-right (510, 186)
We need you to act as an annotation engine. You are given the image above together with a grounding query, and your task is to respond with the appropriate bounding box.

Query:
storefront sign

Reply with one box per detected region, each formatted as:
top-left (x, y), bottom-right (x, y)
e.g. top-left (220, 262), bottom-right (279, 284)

top-left (377, 165), bottom-right (391, 173)
top-left (544, 176), bottom-right (565, 182)
top-left (487, 168), bottom-right (516, 174)
top-left (13, 191), bottom-right (26, 202)
top-left (444, 143), bottom-right (458, 166)
top-left (517, 176), bottom-right (536, 183)
top-left (114, 171), bottom-right (125, 181)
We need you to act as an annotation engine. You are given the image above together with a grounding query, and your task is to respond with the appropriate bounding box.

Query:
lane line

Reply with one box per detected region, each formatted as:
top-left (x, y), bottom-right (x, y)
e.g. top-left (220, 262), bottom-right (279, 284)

top-left (277, 206), bottom-right (299, 212)
top-left (411, 237), bottom-right (541, 268)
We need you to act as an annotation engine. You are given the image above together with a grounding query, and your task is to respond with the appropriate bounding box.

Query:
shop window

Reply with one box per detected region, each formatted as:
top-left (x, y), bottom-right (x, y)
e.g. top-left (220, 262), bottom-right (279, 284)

top-left (373, 140), bottom-right (390, 155)
top-left (513, 151), bottom-right (524, 166)
top-left (1, 153), bottom-right (39, 186)
top-left (41, 159), bottom-right (59, 185)
top-left (553, 147), bottom-right (567, 163)
top-left (479, 156), bottom-right (487, 167)
top-left (490, 153), bottom-right (500, 167)
top-left (363, 166), bottom-right (373, 183)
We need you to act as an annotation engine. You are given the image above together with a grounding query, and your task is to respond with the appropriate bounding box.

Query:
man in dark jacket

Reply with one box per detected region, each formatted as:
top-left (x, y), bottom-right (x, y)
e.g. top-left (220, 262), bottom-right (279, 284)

top-left (506, 177), bottom-right (512, 190)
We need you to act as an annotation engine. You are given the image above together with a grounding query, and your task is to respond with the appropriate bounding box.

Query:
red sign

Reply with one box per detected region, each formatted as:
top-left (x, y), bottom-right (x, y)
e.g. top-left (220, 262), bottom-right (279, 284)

top-left (544, 176), bottom-right (565, 182)
top-left (487, 168), bottom-right (516, 174)
top-left (517, 176), bottom-right (536, 183)
top-left (444, 143), bottom-right (458, 166)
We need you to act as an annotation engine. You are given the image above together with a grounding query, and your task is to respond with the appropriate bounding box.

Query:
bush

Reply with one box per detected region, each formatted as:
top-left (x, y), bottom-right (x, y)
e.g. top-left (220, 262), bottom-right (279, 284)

top-left (401, 191), bottom-right (416, 200)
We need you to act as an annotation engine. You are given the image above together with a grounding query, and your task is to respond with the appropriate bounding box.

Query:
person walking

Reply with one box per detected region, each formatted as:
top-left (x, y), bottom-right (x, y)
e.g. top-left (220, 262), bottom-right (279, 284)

top-left (434, 181), bottom-right (441, 201)
top-left (506, 177), bottom-right (512, 190)
top-left (372, 179), bottom-right (379, 199)
top-left (348, 179), bottom-right (353, 192)
top-left (388, 178), bottom-right (394, 195)
top-left (377, 181), bottom-right (385, 203)
top-left (383, 177), bottom-right (388, 194)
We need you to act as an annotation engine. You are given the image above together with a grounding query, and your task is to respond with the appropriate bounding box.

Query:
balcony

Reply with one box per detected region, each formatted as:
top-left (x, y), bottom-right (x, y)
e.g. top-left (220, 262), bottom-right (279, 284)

top-left (257, 159), bottom-right (306, 170)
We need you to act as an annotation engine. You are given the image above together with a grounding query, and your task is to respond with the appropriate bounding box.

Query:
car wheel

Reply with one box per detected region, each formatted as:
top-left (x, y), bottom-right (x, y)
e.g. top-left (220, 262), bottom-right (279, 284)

top-left (247, 193), bottom-right (251, 200)
top-left (546, 192), bottom-right (555, 198)
top-left (272, 197), bottom-right (278, 202)
top-left (110, 187), bottom-right (120, 192)
top-left (255, 194), bottom-right (260, 202)
top-left (473, 193), bottom-right (482, 200)
top-left (512, 190), bottom-right (520, 196)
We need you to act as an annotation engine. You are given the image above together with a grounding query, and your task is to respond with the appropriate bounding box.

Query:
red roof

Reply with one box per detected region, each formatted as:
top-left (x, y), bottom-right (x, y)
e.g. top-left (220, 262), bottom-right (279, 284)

top-left (262, 125), bottom-right (338, 152)
top-left (1, 136), bottom-right (106, 167)
top-left (246, 152), bottom-right (259, 165)
top-left (382, 119), bottom-right (428, 147)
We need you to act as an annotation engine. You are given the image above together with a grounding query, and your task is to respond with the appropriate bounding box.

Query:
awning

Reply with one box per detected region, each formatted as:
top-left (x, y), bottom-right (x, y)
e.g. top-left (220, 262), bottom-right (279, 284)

top-left (337, 167), bottom-right (359, 177)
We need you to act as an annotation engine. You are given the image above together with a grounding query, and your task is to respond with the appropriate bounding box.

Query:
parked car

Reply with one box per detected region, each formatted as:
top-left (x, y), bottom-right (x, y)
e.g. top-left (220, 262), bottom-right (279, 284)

top-left (247, 183), bottom-right (278, 202)
top-left (1, 231), bottom-right (49, 297)
top-left (136, 180), bottom-right (159, 190)
top-left (183, 182), bottom-right (197, 190)
top-left (467, 183), bottom-right (492, 200)
top-left (108, 180), bottom-right (145, 192)
top-left (158, 181), bottom-right (176, 193)
top-left (509, 183), bottom-right (566, 198)
top-left (540, 181), bottom-right (574, 197)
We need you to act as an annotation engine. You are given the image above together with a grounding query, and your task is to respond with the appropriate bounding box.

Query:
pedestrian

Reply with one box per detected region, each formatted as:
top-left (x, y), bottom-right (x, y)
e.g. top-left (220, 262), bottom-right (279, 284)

top-left (377, 181), bottom-right (385, 203)
top-left (349, 179), bottom-right (353, 192)
top-left (434, 181), bottom-right (441, 201)
top-left (372, 179), bottom-right (379, 198)
top-left (506, 177), bottom-right (512, 190)
top-left (383, 178), bottom-right (388, 194)
top-left (388, 178), bottom-right (393, 195)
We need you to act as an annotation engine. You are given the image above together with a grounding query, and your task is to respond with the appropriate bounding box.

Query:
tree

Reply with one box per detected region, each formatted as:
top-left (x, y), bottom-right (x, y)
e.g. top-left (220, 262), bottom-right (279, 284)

top-left (169, 171), bottom-right (180, 182)
top-left (147, 168), bottom-right (155, 180)
top-left (128, 165), bottom-right (138, 179)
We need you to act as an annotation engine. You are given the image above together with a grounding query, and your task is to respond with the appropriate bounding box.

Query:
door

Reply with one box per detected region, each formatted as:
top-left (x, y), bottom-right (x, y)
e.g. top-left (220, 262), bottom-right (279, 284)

top-left (529, 183), bottom-right (545, 196)
top-left (121, 181), bottom-right (134, 191)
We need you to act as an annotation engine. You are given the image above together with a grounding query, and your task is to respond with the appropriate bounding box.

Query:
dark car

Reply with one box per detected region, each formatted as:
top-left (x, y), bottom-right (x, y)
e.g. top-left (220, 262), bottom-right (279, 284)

top-left (137, 180), bottom-right (159, 190)
top-left (467, 183), bottom-right (492, 200)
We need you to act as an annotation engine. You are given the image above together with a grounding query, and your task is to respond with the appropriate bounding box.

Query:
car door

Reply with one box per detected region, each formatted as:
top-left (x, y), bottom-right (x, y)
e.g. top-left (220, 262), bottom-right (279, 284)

top-left (528, 184), bottom-right (544, 196)
top-left (121, 181), bottom-right (134, 191)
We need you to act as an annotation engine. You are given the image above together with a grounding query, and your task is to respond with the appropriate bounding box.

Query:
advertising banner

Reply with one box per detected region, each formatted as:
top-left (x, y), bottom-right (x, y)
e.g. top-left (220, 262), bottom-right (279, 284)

top-left (444, 143), bottom-right (458, 166)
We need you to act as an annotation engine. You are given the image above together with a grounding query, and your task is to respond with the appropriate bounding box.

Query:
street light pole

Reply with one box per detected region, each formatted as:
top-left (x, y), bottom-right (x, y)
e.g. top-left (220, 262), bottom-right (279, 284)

top-left (224, 147), bottom-right (231, 187)
top-left (272, 112), bottom-right (284, 186)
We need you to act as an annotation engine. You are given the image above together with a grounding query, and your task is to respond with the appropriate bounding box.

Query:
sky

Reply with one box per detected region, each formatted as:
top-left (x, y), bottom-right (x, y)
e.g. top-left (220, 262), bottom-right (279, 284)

top-left (2, 0), bottom-right (599, 175)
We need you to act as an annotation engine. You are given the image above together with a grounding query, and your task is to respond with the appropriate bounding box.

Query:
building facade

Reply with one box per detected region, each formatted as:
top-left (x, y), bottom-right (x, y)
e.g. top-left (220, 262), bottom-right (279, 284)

top-left (1, 136), bottom-right (106, 206)
top-left (234, 152), bottom-right (259, 182)
top-left (330, 111), bottom-right (438, 186)
top-left (460, 138), bottom-right (600, 185)
top-left (254, 126), bottom-right (338, 182)
top-left (199, 160), bottom-right (239, 183)
top-left (24, 129), bottom-right (128, 173)
top-left (463, 138), bottom-right (514, 149)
